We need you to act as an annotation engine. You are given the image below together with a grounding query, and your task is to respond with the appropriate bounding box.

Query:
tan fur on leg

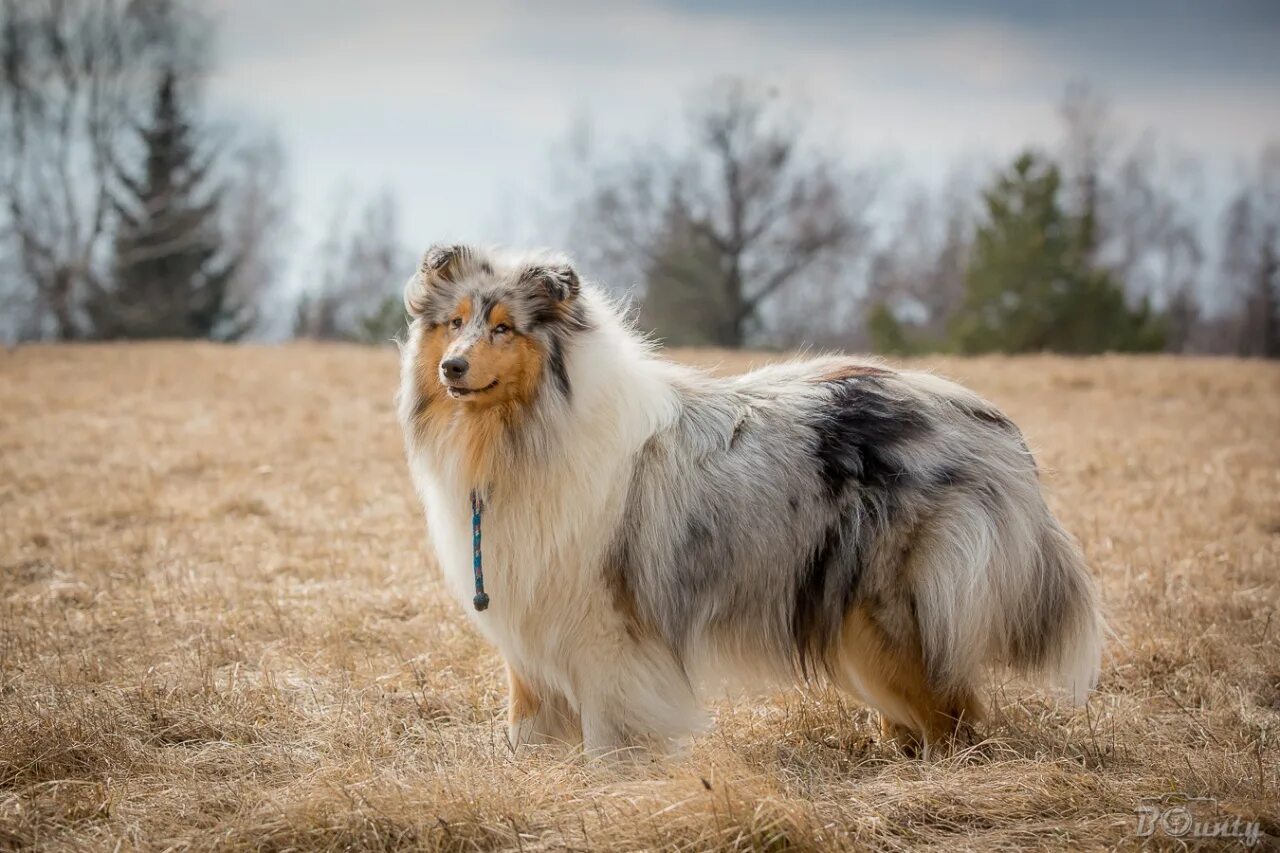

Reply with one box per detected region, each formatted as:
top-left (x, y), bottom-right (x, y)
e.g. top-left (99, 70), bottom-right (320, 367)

top-left (505, 663), bottom-right (582, 751)
top-left (837, 603), bottom-right (984, 755)
top-left (507, 663), bottom-right (541, 728)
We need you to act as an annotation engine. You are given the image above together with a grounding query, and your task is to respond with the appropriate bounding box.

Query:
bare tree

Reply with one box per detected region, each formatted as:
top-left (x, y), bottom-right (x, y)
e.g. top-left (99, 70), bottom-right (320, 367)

top-left (1108, 143), bottom-right (1206, 350)
top-left (0, 0), bottom-right (202, 339)
top-left (1057, 81), bottom-right (1207, 350)
top-left (567, 79), bottom-right (872, 348)
top-left (862, 169), bottom-right (979, 350)
top-left (1218, 146), bottom-right (1280, 358)
top-left (218, 131), bottom-right (291, 338)
top-left (1058, 81), bottom-right (1116, 262)
top-left (294, 189), bottom-right (408, 342)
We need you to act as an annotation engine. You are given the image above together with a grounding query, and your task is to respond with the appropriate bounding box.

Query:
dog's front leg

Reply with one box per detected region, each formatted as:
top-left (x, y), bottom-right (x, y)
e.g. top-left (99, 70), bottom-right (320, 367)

top-left (505, 663), bottom-right (581, 752)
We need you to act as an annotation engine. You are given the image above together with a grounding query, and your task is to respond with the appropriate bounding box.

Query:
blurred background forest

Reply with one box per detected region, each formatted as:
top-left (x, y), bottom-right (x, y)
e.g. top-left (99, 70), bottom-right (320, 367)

top-left (2, 0), bottom-right (1277, 357)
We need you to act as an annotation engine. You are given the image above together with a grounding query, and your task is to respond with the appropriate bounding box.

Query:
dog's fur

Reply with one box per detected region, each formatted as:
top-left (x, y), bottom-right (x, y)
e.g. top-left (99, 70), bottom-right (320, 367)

top-left (397, 244), bottom-right (1103, 757)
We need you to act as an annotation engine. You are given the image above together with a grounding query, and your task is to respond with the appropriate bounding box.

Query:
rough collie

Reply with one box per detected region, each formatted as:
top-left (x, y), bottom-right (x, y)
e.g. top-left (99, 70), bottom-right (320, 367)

top-left (397, 244), bottom-right (1102, 757)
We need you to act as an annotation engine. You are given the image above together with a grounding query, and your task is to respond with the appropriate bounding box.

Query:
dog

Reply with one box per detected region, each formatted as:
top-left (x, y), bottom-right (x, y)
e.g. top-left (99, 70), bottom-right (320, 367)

top-left (397, 244), bottom-right (1102, 757)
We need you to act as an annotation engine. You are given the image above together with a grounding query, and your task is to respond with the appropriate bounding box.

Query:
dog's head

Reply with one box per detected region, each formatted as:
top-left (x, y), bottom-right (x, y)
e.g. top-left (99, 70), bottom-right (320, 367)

top-left (404, 244), bottom-right (589, 412)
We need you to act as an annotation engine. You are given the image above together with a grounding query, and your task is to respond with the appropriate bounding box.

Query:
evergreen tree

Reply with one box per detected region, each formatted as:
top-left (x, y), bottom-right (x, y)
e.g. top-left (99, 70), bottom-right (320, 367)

top-left (87, 67), bottom-right (244, 339)
top-left (866, 302), bottom-right (917, 355)
top-left (356, 294), bottom-right (409, 344)
top-left (950, 151), bottom-right (1163, 354)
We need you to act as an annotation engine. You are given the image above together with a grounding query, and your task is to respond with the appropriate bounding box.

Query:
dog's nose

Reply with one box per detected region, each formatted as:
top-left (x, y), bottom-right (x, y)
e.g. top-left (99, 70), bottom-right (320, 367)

top-left (441, 357), bottom-right (469, 381)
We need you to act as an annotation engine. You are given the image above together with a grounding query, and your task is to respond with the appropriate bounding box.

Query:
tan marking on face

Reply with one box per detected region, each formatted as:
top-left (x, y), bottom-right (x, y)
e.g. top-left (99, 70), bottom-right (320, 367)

top-left (489, 302), bottom-right (514, 329)
top-left (411, 323), bottom-right (450, 433)
top-left (414, 300), bottom-right (547, 486)
top-left (443, 301), bottom-right (544, 413)
top-left (486, 332), bottom-right (544, 409)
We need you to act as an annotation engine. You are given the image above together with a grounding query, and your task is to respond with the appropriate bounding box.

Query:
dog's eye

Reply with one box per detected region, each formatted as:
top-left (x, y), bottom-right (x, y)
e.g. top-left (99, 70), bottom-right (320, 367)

top-left (493, 323), bottom-right (511, 336)
top-left (449, 317), bottom-right (463, 330)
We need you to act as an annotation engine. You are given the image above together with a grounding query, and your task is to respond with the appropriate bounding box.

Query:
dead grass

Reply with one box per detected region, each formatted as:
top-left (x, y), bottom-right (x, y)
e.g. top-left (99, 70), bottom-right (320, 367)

top-left (1, 342), bottom-right (1278, 850)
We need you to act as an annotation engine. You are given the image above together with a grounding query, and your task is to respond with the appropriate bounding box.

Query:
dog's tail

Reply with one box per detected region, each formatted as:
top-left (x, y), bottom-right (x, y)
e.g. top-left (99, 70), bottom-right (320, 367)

top-left (913, 505), bottom-right (1103, 705)
top-left (1008, 521), bottom-right (1103, 703)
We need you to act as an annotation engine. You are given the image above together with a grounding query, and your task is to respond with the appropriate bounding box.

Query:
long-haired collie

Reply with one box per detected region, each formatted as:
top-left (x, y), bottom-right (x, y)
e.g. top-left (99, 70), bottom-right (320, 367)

top-left (397, 244), bottom-right (1102, 758)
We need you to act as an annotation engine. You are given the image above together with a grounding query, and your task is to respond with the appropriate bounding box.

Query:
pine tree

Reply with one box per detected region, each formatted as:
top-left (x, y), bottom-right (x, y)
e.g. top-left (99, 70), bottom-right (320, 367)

top-left (356, 294), bottom-right (410, 344)
top-left (87, 67), bottom-right (244, 339)
top-left (950, 151), bottom-right (1163, 354)
top-left (866, 302), bottom-right (917, 355)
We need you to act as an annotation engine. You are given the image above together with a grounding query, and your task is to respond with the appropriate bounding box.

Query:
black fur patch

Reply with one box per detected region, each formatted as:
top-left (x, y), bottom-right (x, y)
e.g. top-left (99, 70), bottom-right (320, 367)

top-left (791, 521), bottom-right (845, 677)
top-left (684, 514), bottom-right (714, 552)
top-left (789, 379), bottom-right (935, 675)
top-left (729, 411), bottom-right (749, 449)
top-left (807, 379), bottom-right (932, 501)
top-left (960, 402), bottom-right (1017, 433)
top-left (547, 336), bottom-right (572, 399)
top-left (528, 299), bottom-right (591, 335)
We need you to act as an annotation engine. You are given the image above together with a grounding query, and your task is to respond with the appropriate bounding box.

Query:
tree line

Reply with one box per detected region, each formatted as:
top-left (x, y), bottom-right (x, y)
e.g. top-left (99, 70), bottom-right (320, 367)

top-left (0, 0), bottom-right (401, 345)
top-left (0, 0), bottom-right (287, 341)
top-left (2, 4), bottom-right (1276, 357)
top-left (561, 80), bottom-right (1279, 358)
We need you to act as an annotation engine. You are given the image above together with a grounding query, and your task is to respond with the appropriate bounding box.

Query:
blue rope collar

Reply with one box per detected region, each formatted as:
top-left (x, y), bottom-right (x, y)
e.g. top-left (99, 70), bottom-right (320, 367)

top-left (470, 489), bottom-right (489, 611)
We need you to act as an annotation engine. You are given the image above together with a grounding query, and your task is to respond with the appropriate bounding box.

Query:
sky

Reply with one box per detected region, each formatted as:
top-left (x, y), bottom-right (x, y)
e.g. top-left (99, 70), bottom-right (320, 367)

top-left (204, 0), bottom-right (1280, 288)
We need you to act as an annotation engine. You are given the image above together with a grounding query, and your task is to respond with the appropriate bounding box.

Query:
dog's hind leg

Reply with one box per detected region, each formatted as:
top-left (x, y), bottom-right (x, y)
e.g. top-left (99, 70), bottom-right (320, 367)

top-left (506, 663), bottom-right (581, 752)
top-left (835, 602), bottom-right (984, 757)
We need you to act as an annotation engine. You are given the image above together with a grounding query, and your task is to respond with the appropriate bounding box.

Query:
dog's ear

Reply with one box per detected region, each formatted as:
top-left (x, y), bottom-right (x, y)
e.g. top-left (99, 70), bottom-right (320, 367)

top-left (404, 244), bottom-right (476, 317)
top-left (518, 260), bottom-right (580, 304)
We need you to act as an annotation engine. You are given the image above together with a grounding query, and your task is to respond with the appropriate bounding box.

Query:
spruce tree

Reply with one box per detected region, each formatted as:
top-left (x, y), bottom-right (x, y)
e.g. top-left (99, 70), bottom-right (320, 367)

top-left (88, 67), bottom-right (243, 339)
top-left (950, 151), bottom-right (1163, 354)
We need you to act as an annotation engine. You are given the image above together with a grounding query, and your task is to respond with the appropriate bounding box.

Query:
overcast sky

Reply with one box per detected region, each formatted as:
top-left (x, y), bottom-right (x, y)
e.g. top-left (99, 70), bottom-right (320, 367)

top-left (204, 0), bottom-right (1280, 284)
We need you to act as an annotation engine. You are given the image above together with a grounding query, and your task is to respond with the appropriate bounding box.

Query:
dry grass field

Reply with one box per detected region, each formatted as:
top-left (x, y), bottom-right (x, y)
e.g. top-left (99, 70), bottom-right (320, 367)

top-left (2, 343), bottom-right (1278, 851)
